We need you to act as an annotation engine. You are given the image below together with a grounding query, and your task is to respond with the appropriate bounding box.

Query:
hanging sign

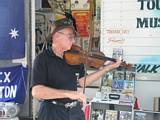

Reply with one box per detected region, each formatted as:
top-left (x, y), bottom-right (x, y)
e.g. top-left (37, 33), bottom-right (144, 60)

top-left (71, 0), bottom-right (90, 10)
top-left (72, 11), bottom-right (90, 37)
top-left (0, 65), bottom-right (27, 104)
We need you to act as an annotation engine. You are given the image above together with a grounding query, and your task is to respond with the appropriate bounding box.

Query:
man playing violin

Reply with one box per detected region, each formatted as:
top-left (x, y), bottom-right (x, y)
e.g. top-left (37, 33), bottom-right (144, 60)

top-left (31, 18), bottom-right (122, 120)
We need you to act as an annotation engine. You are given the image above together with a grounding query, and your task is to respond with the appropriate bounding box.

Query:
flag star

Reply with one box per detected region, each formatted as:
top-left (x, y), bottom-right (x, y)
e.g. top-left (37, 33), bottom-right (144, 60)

top-left (9, 28), bottom-right (19, 39)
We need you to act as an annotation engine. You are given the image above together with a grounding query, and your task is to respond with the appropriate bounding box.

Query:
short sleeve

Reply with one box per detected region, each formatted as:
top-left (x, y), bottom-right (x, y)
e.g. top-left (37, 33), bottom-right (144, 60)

top-left (31, 54), bottom-right (48, 88)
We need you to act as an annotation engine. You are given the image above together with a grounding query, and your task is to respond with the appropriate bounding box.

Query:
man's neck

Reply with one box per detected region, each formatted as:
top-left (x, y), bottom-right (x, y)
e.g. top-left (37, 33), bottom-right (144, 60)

top-left (52, 45), bottom-right (63, 58)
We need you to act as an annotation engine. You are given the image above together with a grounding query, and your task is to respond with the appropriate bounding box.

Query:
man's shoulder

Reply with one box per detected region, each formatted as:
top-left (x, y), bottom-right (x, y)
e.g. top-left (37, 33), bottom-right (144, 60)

top-left (37, 50), bottom-right (49, 58)
top-left (34, 50), bottom-right (51, 62)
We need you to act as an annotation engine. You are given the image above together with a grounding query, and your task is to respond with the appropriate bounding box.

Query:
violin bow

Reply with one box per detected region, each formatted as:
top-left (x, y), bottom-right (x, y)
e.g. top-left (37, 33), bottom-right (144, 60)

top-left (82, 1), bottom-right (95, 94)
top-left (82, 1), bottom-right (94, 94)
top-left (82, 51), bottom-right (89, 94)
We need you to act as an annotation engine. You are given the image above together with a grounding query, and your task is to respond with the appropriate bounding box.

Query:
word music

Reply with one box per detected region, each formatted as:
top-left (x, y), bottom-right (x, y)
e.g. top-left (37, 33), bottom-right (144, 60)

top-left (137, 0), bottom-right (160, 28)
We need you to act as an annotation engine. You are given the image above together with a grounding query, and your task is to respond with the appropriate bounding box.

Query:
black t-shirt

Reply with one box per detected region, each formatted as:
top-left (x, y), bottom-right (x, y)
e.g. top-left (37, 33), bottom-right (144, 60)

top-left (31, 48), bottom-right (85, 103)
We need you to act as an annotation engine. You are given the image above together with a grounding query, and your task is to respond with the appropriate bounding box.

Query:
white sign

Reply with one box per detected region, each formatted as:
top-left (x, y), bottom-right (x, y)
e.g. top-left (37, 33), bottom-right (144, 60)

top-left (100, 0), bottom-right (160, 64)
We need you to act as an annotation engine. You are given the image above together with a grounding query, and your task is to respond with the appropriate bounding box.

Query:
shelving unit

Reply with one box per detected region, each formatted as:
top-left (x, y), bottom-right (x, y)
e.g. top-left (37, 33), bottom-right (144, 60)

top-left (89, 65), bottom-right (160, 120)
top-left (134, 110), bottom-right (160, 120)
top-left (90, 99), bottom-right (132, 120)
top-left (90, 66), bottom-right (136, 120)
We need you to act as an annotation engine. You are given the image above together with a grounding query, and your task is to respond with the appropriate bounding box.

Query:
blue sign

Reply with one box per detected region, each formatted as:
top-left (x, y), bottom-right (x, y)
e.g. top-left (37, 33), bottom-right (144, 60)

top-left (0, 0), bottom-right (25, 59)
top-left (0, 65), bottom-right (27, 104)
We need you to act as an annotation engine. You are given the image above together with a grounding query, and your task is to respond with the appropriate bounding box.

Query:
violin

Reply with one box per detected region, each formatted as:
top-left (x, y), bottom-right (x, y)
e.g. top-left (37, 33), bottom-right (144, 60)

top-left (64, 45), bottom-right (132, 69)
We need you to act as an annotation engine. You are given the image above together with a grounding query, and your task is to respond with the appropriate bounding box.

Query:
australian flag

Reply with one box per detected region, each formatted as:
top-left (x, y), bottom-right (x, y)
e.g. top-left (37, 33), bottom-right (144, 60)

top-left (0, 0), bottom-right (25, 59)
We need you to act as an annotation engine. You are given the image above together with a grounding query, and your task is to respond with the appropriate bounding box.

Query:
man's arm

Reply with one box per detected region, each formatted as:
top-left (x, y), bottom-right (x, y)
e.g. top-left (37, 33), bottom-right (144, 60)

top-left (32, 85), bottom-right (86, 104)
top-left (78, 60), bottom-right (121, 87)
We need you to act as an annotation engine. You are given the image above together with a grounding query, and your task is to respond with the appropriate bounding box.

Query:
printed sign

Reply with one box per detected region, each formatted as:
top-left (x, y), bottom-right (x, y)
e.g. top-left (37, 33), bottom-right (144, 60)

top-left (72, 11), bottom-right (90, 37)
top-left (71, 0), bottom-right (90, 10)
top-left (0, 65), bottom-right (27, 104)
top-left (100, 0), bottom-right (160, 64)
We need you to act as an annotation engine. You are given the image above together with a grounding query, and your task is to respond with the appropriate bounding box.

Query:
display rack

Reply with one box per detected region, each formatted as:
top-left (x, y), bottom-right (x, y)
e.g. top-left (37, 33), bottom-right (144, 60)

top-left (134, 110), bottom-right (160, 120)
top-left (90, 66), bottom-right (136, 120)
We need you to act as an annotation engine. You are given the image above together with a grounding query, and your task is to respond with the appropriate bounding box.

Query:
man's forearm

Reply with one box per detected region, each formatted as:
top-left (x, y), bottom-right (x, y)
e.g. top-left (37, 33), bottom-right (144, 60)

top-left (32, 85), bottom-right (69, 100)
top-left (78, 65), bottom-right (112, 87)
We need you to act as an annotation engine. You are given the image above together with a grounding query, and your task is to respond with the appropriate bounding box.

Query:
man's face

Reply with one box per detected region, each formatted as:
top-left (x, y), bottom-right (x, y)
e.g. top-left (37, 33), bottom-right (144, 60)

top-left (53, 27), bottom-right (76, 51)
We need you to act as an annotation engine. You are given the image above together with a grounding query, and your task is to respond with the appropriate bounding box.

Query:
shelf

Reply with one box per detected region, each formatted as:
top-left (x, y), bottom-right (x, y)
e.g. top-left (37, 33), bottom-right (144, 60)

top-left (134, 109), bottom-right (160, 114)
top-left (91, 99), bottom-right (132, 111)
top-left (90, 67), bottom-right (136, 120)
top-left (36, 8), bottom-right (52, 13)
top-left (134, 110), bottom-right (160, 120)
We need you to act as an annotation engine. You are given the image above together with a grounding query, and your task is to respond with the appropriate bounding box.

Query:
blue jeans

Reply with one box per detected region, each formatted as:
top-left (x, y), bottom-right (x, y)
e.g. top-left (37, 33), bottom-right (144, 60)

top-left (37, 101), bottom-right (85, 120)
